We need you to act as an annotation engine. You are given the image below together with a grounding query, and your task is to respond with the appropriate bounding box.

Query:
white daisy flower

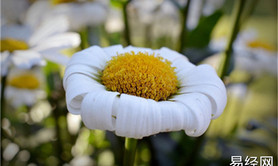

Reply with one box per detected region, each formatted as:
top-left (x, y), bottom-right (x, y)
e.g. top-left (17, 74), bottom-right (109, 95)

top-left (25, 0), bottom-right (109, 31)
top-left (129, 0), bottom-right (180, 39)
top-left (5, 67), bottom-right (46, 108)
top-left (0, 16), bottom-right (80, 76)
top-left (63, 45), bottom-right (227, 139)
top-left (209, 29), bottom-right (277, 76)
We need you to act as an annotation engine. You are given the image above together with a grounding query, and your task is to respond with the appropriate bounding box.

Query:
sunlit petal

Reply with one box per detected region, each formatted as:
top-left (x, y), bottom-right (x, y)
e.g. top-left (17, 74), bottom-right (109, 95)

top-left (28, 16), bottom-right (69, 46)
top-left (65, 73), bottom-right (105, 115)
top-left (12, 50), bottom-right (45, 69)
top-left (81, 91), bottom-right (119, 131)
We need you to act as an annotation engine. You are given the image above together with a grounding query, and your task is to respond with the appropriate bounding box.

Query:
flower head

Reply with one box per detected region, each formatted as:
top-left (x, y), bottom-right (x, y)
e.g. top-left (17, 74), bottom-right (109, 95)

top-left (26, 0), bottom-right (108, 31)
top-left (209, 29), bottom-right (277, 76)
top-left (101, 51), bottom-right (178, 101)
top-left (0, 16), bottom-right (80, 75)
top-left (5, 67), bottom-right (46, 107)
top-left (63, 45), bottom-right (227, 139)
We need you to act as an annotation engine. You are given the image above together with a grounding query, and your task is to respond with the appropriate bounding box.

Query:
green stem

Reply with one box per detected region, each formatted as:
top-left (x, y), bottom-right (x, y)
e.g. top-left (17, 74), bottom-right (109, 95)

top-left (80, 27), bottom-right (90, 49)
top-left (240, 0), bottom-right (258, 26)
top-left (122, 0), bottom-right (132, 46)
top-left (123, 137), bottom-right (137, 166)
top-left (218, 0), bottom-right (246, 79)
top-left (186, 1), bottom-right (247, 165)
top-left (145, 24), bottom-right (152, 47)
top-left (178, 0), bottom-right (192, 53)
top-left (1, 75), bottom-right (7, 166)
top-left (1, 75), bottom-right (7, 119)
top-left (184, 134), bottom-right (205, 166)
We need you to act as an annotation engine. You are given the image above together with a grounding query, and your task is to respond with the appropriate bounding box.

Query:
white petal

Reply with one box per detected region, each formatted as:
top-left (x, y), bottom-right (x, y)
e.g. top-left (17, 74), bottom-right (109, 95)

top-left (155, 47), bottom-right (195, 78)
top-left (1, 24), bottom-right (32, 41)
top-left (63, 64), bottom-right (100, 89)
top-left (179, 64), bottom-right (227, 118)
top-left (145, 99), bottom-right (162, 136)
top-left (5, 87), bottom-right (45, 107)
top-left (157, 47), bottom-right (188, 62)
top-left (67, 46), bottom-right (110, 70)
top-left (28, 16), bottom-right (69, 46)
top-left (65, 73), bottom-right (105, 114)
top-left (170, 93), bottom-right (212, 136)
top-left (0, 51), bottom-right (11, 76)
top-left (102, 45), bottom-right (124, 58)
top-left (179, 85), bottom-right (224, 119)
top-left (32, 32), bottom-right (80, 51)
top-left (172, 56), bottom-right (195, 79)
top-left (25, 0), bottom-right (51, 29)
top-left (114, 94), bottom-right (151, 139)
top-left (46, 2), bottom-right (107, 31)
top-left (122, 46), bottom-right (154, 54)
top-left (157, 101), bottom-right (184, 132)
top-left (12, 50), bottom-right (45, 69)
top-left (39, 50), bottom-right (70, 66)
top-left (81, 91), bottom-right (119, 131)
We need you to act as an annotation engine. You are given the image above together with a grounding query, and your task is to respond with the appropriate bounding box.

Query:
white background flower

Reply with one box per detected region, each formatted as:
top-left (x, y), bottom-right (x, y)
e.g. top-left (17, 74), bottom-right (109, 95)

top-left (129, 0), bottom-right (180, 42)
top-left (25, 0), bottom-right (109, 31)
top-left (5, 67), bottom-right (46, 107)
top-left (1, 16), bottom-right (80, 75)
top-left (63, 45), bottom-right (227, 139)
top-left (208, 29), bottom-right (277, 76)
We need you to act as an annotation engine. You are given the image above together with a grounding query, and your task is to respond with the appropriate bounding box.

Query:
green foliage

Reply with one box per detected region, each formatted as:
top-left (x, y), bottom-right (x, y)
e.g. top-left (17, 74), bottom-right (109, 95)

top-left (186, 10), bottom-right (223, 48)
top-left (110, 0), bottom-right (128, 8)
top-left (43, 61), bottom-right (61, 95)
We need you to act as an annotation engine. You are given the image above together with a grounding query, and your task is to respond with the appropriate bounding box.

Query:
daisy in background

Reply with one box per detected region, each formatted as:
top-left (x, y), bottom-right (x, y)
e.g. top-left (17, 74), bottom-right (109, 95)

top-left (63, 45), bottom-right (227, 139)
top-left (208, 29), bottom-right (277, 76)
top-left (5, 67), bottom-right (46, 108)
top-left (127, 0), bottom-right (225, 47)
top-left (128, 0), bottom-right (180, 46)
top-left (174, 0), bottom-right (225, 30)
top-left (0, 16), bottom-right (80, 76)
top-left (25, 0), bottom-right (109, 31)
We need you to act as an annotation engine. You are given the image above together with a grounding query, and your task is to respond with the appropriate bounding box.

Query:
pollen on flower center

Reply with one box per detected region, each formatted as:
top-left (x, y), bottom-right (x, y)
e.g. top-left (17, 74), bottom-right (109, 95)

top-left (247, 40), bottom-right (275, 51)
top-left (0, 38), bottom-right (29, 52)
top-left (101, 51), bottom-right (178, 101)
top-left (8, 74), bottom-right (40, 89)
top-left (51, 0), bottom-right (77, 5)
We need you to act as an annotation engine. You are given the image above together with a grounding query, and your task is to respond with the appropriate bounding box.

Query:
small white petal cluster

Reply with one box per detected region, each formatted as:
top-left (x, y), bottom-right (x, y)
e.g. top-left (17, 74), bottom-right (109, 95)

top-left (63, 45), bottom-right (227, 139)
top-left (209, 29), bottom-right (277, 76)
top-left (26, 0), bottom-right (108, 31)
top-left (0, 16), bottom-right (80, 76)
top-left (5, 67), bottom-right (46, 107)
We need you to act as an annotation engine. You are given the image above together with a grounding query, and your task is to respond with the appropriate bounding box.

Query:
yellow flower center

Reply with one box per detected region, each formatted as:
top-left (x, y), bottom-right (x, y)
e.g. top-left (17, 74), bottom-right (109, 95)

top-left (8, 74), bottom-right (40, 89)
top-left (247, 40), bottom-right (275, 51)
top-left (51, 0), bottom-right (77, 5)
top-left (0, 38), bottom-right (29, 52)
top-left (101, 51), bottom-right (178, 101)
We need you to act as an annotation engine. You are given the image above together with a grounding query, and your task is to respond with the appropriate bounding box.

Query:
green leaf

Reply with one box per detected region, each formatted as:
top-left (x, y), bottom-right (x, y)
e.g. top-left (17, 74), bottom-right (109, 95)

top-left (186, 10), bottom-right (223, 48)
top-left (43, 61), bottom-right (61, 95)
top-left (110, 0), bottom-right (126, 8)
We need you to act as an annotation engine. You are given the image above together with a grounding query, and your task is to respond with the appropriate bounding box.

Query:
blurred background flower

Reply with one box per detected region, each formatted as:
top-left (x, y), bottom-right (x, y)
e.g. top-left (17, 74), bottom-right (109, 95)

top-left (26, 0), bottom-right (109, 31)
top-left (1, 16), bottom-right (80, 73)
top-left (5, 67), bottom-right (46, 108)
